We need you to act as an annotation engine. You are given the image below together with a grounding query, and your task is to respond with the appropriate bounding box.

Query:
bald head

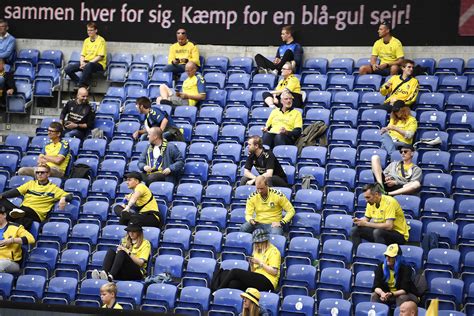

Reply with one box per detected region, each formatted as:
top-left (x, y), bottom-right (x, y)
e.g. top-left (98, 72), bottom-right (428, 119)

top-left (255, 176), bottom-right (269, 198)
top-left (76, 87), bottom-right (89, 104)
top-left (185, 61), bottom-right (198, 77)
top-left (147, 127), bottom-right (163, 145)
top-left (399, 301), bottom-right (418, 316)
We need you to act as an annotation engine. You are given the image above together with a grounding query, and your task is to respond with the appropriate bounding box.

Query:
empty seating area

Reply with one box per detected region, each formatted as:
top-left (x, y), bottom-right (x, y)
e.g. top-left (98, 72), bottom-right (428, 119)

top-left (1, 50), bottom-right (474, 316)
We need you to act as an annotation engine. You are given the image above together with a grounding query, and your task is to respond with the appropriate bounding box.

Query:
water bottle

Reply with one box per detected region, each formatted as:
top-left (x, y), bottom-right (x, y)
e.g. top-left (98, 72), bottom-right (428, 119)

top-left (330, 307), bottom-right (339, 316)
top-left (461, 113), bottom-right (467, 123)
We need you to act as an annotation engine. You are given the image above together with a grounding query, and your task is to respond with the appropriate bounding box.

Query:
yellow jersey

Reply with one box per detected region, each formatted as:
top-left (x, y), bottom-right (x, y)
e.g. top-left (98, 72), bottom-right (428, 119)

top-left (182, 74), bottom-right (206, 106)
top-left (121, 237), bottom-right (151, 275)
top-left (371, 36), bottom-right (404, 65)
top-left (168, 41), bottom-right (200, 66)
top-left (126, 183), bottom-right (158, 214)
top-left (102, 302), bottom-right (123, 309)
top-left (245, 188), bottom-right (295, 224)
top-left (388, 115), bottom-right (418, 144)
top-left (41, 139), bottom-right (70, 173)
top-left (364, 195), bottom-right (409, 241)
top-left (0, 222), bottom-right (35, 262)
top-left (252, 243), bottom-right (281, 289)
top-left (380, 75), bottom-right (419, 106)
top-left (266, 108), bottom-right (303, 134)
top-left (81, 35), bottom-right (107, 69)
top-left (276, 74), bottom-right (301, 94)
top-left (17, 180), bottom-right (70, 221)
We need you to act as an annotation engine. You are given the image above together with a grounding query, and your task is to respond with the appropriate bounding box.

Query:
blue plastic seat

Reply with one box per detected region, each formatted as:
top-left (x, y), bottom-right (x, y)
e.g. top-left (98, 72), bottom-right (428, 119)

top-left (286, 236), bottom-right (319, 265)
top-left (438, 75), bottom-right (468, 93)
top-left (355, 302), bottom-right (389, 316)
top-left (209, 288), bottom-right (243, 315)
top-left (416, 75), bottom-right (439, 92)
top-left (204, 72), bottom-right (226, 89)
top-left (445, 93), bottom-right (474, 112)
top-left (280, 295), bottom-right (315, 316)
top-left (10, 274), bottom-right (46, 302)
top-left (435, 58), bottom-right (465, 75)
top-left (228, 57), bottom-right (254, 74)
top-left (327, 75), bottom-right (355, 91)
top-left (318, 299), bottom-right (352, 316)
top-left (354, 74), bottom-right (382, 91)
top-left (42, 277), bottom-right (78, 304)
top-left (328, 58), bottom-right (354, 75)
top-left (116, 281), bottom-right (144, 308)
top-left (301, 74), bottom-right (327, 91)
top-left (142, 283), bottom-right (177, 312)
top-left (416, 92), bottom-right (446, 111)
top-left (301, 58), bottom-right (328, 76)
top-left (0, 273), bottom-right (14, 298)
top-left (414, 57), bottom-right (436, 74)
top-left (316, 267), bottom-right (352, 301)
top-left (282, 264), bottom-right (317, 296)
top-left (153, 254), bottom-right (184, 279)
top-left (40, 221), bottom-right (70, 244)
top-left (305, 91), bottom-right (332, 109)
top-left (226, 89), bottom-right (252, 108)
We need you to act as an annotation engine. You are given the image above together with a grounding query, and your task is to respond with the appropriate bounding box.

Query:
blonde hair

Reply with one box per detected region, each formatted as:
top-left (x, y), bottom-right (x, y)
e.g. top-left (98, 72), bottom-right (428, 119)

top-left (100, 282), bottom-right (117, 295)
top-left (391, 106), bottom-right (411, 124)
top-left (242, 298), bottom-right (260, 316)
top-left (252, 239), bottom-right (270, 256)
top-left (124, 230), bottom-right (144, 250)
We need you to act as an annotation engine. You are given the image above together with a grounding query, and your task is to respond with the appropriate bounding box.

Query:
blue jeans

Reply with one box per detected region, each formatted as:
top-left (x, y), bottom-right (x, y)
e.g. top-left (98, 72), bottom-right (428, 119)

top-left (64, 128), bottom-right (86, 140)
top-left (381, 133), bottom-right (405, 155)
top-left (239, 221), bottom-right (284, 236)
top-left (65, 62), bottom-right (104, 87)
top-left (162, 63), bottom-right (185, 76)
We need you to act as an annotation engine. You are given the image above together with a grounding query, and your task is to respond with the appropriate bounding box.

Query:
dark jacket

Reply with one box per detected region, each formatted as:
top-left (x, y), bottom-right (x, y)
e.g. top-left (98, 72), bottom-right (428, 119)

top-left (60, 99), bottom-right (96, 132)
top-left (138, 141), bottom-right (184, 184)
top-left (373, 262), bottom-right (413, 294)
top-left (0, 71), bottom-right (16, 104)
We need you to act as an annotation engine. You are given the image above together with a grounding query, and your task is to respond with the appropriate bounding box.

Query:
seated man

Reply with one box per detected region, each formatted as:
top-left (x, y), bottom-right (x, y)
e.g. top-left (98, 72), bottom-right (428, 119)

top-left (359, 21), bottom-right (404, 76)
top-left (18, 122), bottom-right (70, 178)
top-left (0, 19), bottom-right (16, 65)
top-left (255, 25), bottom-right (303, 75)
top-left (371, 144), bottom-right (421, 196)
top-left (240, 135), bottom-right (289, 188)
top-left (351, 183), bottom-right (409, 251)
top-left (0, 206), bottom-right (35, 273)
top-left (376, 59), bottom-right (419, 112)
top-left (157, 61), bottom-right (206, 107)
top-left (138, 127), bottom-right (184, 186)
top-left (132, 96), bottom-right (184, 141)
top-left (263, 62), bottom-right (302, 109)
top-left (162, 28), bottom-right (200, 76)
top-left (240, 176), bottom-right (295, 235)
top-left (262, 90), bottom-right (303, 148)
top-left (0, 164), bottom-right (72, 229)
top-left (64, 22), bottom-right (106, 89)
top-left (0, 57), bottom-right (15, 106)
top-left (60, 87), bottom-right (95, 139)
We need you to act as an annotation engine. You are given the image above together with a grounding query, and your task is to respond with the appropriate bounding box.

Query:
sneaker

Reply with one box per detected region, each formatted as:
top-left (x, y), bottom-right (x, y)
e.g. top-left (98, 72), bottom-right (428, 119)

top-left (107, 273), bottom-right (114, 282)
top-left (258, 67), bottom-right (268, 74)
top-left (91, 269), bottom-right (100, 279)
top-left (270, 69), bottom-right (279, 76)
top-left (99, 270), bottom-right (109, 280)
top-left (9, 208), bottom-right (25, 219)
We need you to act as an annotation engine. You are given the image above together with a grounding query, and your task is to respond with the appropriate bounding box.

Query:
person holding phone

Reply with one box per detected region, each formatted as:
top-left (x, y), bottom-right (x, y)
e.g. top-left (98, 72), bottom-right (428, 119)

top-left (162, 28), bottom-right (200, 76)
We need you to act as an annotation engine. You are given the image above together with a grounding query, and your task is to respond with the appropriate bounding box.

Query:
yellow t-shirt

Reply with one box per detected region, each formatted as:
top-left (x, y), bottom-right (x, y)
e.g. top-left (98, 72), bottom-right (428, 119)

top-left (17, 180), bottom-right (70, 221)
top-left (41, 139), bottom-right (71, 173)
top-left (245, 188), bottom-right (295, 224)
top-left (181, 74), bottom-right (206, 106)
top-left (364, 195), bottom-right (409, 241)
top-left (388, 115), bottom-right (418, 144)
top-left (371, 36), bottom-right (404, 65)
top-left (380, 75), bottom-right (419, 106)
top-left (121, 238), bottom-right (151, 275)
top-left (102, 302), bottom-right (123, 309)
top-left (168, 41), bottom-right (200, 66)
top-left (276, 74), bottom-right (301, 94)
top-left (126, 183), bottom-right (158, 214)
top-left (81, 35), bottom-right (107, 69)
top-left (266, 108), bottom-right (303, 134)
top-left (252, 243), bottom-right (281, 289)
top-left (388, 269), bottom-right (396, 292)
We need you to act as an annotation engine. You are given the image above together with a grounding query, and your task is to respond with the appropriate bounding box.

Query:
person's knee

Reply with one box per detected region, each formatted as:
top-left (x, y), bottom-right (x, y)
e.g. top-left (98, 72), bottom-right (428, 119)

top-left (390, 65), bottom-right (400, 75)
top-left (274, 134), bottom-right (289, 146)
top-left (370, 292), bottom-right (381, 302)
top-left (350, 226), bottom-right (360, 237)
top-left (371, 154), bottom-right (381, 166)
top-left (239, 222), bottom-right (254, 233)
top-left (359, 65), bottom-right (371, 75)
top-left (373, 228), bottom-right (385, 241)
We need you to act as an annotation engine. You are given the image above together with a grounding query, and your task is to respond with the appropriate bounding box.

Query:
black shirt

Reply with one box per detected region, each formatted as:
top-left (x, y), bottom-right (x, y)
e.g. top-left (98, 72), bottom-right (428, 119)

top-left (244, 149), bottom-right (287, 181)
top-left (60, 100), bottom-right (95, 131)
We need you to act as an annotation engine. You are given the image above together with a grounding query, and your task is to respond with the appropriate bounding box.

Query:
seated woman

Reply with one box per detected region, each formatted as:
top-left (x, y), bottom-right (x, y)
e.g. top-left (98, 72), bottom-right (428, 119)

top-left (371, 244), bottom-right (419, 306)
top-left (263, 62), bottom-right (302, 109)
top-left (262, 90), bottom-right (303, 148)
top-left (92, 222), bottom-right (151, 281)
top-left (380, 100), bottom-right (417, 155)
top-left (212, 229), bottom-right (281, 292)
top-left (114, 172), bottom-right (160, 228)
top-left (240, 287), bottom-right (269, 316)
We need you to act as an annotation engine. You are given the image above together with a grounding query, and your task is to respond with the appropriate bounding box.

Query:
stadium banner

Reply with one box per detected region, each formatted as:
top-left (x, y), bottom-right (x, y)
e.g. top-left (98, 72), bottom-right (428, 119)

top-left (1, 0), bottom-right (473, 46)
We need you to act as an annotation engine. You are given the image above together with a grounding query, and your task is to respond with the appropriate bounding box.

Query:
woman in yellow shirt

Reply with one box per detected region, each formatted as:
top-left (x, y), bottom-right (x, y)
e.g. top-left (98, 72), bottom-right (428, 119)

top-left (114, 172), bottom-right (160, 228)
top-left (213, 229), bottom-right (281, 292)
top-left (263, 62), bottom-right (302, 109)
top-left (380, 100), bottom-right (418, 154)
top-left (262, 90), bottom-right (303, 148)
top-left (93, 222), bottom-right (151, 281)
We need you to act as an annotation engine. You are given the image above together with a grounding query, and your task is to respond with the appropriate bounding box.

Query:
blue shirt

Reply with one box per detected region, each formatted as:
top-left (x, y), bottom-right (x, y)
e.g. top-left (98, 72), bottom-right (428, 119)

top-left (0, 33), bottom-right (16, 64)
top-left (147, 107), bottom-right (177, 129)
top-left (276, 41), bottom-right (303, 69)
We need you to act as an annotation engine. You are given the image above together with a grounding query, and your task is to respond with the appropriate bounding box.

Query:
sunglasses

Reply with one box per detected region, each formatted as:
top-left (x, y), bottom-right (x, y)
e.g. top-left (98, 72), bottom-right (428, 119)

top-left (47, 129), bottom-right (59, 133)
top-left (399, 150), bottom-right (411, 154)
top-left (35, 171), bottom-right (48, 175)
top-left (177, 32), bottom-right (186, 35)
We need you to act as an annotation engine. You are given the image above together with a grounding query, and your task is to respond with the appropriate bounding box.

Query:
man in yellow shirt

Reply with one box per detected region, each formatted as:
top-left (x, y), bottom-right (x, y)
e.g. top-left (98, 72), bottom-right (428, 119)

top-left (114, 172), bottom-right (160, 228)
top-left (65, 22), bottom-right (107, 89)
top-left (359, 21), bottom-right (404, 76)
top-left (262, 90), bottom-right (303, 148)
top-left (0, 164), bottom-right (72, 229)
top-left (377, 59), bottom-right (419, 112)
top-left (263, 62), bottom-right (302, 109)
top-left (241, 176), bottom-right (295, 235)
top-left (163, 28), bottom-right (200, 76)
top-left (351, 183), bottom-right (409, 251)
top-left (18, 122), bottom-right (70, 178)
top-left (157, 61), bottom-right (206, 107)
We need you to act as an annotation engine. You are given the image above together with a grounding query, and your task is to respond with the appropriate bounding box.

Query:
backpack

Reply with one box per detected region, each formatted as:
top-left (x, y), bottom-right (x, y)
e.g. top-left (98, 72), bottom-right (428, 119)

top-left (294, 121), bottom-right (328, 154)
top-left (411, 269), bottom-right (428, 298)
top-left (421, 231), bottom-right (439, 260)
top-left (68, 163), bottom-right (91, 179)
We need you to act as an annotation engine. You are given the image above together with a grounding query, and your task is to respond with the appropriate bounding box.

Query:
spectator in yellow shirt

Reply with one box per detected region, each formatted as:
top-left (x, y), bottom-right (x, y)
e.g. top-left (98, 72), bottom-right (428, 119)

top-left (212, 229), bottom-right (280, 292)
top-left (262, 90), bottom-right (303, 148)
top-left (65, 22), bottom-right (107, 89)
top-left (380, 101), bottom-right (418, 154)
top-left (377, 59), bottom-right (419, 112)
top-left (351, 184), bottom-right (409, 251)
top-left (359, 21), bottom-right (404, 76)
top-left (163, 28), bottom-right (200, 76)
top-left (241, 176), bottom-right (295, 236)
top-left (263, 62), bottom-right (302, 109)
top-left (100, 282), bottom-right (123, 309)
